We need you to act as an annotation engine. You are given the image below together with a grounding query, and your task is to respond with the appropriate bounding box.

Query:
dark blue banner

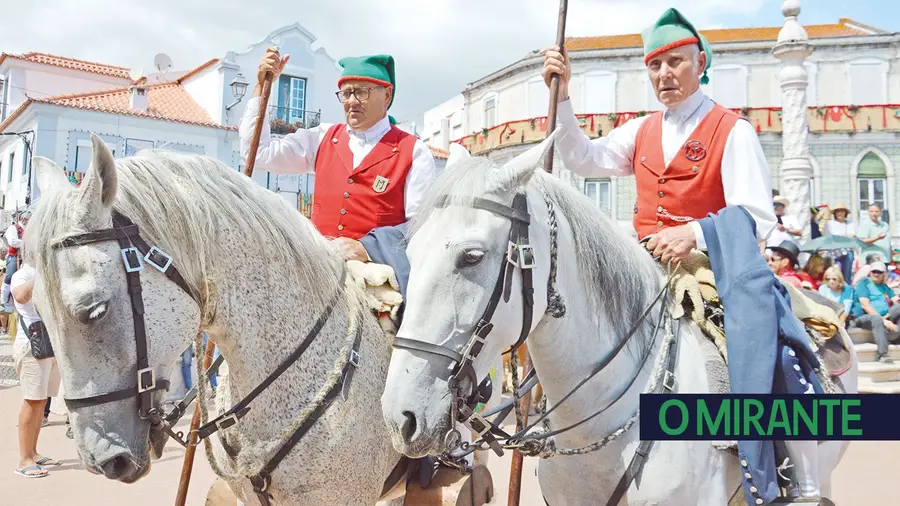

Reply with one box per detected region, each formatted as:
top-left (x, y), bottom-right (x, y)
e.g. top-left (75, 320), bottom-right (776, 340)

top-left (639, 394), bottom-right (900, 440)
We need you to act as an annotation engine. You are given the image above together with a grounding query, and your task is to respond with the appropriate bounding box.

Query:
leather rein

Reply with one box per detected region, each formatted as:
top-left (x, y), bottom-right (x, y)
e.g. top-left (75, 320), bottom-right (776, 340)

top-left (53, 210), bottom-right (359, 506)
top-left (390, 191), bottom-right (681, 506)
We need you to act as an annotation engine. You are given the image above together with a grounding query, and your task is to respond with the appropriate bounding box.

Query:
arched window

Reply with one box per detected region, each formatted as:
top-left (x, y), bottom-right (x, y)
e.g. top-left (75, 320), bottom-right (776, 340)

top-left (856, 151), bottom-right (889, 222)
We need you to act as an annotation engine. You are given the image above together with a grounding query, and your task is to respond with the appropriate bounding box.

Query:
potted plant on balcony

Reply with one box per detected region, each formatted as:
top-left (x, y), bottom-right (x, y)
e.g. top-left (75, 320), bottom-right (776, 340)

top-left (271, 118), bottom-right (292, 135)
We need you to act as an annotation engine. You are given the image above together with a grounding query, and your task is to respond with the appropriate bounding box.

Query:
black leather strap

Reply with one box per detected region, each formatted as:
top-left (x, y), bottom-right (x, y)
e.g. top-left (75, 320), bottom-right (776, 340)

top-left (392, 338), bottom-right (464, 363)
top-left (65, 380), bottom-right (171, 410)
top-left (196, 266), bottom-right (347, 440)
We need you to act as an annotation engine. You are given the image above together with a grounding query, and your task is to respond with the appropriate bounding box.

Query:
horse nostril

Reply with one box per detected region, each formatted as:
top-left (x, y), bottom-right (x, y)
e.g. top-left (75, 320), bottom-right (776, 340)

top-left (401, 411), bottom-right (418, 441)
top-left (100, 454), bottom-right (134, 480)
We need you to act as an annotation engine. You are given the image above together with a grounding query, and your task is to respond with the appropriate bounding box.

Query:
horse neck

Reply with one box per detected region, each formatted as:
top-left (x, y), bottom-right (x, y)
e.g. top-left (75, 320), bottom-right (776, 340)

top-left (199, 213), bottom-right (354, 434)
top-left (525, 210), bottom-right (665, 445)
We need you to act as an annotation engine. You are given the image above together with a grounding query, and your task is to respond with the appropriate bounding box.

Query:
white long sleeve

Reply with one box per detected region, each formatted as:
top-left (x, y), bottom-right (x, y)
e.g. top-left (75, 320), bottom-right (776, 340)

top-left (555, 90), bottom-right (775, 248)
top-left (5, 225), bottom-right (22, 249)
top-left (238, 97), bottom-right (438, 220)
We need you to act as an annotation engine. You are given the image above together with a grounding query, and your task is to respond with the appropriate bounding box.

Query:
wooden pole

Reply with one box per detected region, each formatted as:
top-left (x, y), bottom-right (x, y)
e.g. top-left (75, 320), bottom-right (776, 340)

top-left (174, 339), bottom-right (217, 506)
top-left (507, 346), bottom-right (534, 506)
top-left (542, 0), bottom-right (569, 174)
top-left (508, 2), bottom-right (568, 505)
top-left (243, 70), bottom-right (275, 177)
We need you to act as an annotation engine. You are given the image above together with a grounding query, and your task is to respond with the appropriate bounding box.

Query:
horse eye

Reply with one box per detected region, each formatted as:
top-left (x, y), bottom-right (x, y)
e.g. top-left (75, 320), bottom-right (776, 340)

top-left (460, 249), bottom-right (485, 267)
top-left (78, 301), bottom-right (109, 325)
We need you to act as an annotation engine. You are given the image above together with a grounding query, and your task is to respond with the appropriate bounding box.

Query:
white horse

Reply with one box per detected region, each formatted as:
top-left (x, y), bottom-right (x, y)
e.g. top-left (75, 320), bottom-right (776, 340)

top-left (381, 132), bottom-right (858, 505)
top-left (26, 135), bottom-right (412, 505)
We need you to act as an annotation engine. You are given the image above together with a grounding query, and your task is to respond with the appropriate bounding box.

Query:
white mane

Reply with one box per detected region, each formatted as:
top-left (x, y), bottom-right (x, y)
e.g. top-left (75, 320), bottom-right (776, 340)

top-left (25, 149), bottom-right (345, 325)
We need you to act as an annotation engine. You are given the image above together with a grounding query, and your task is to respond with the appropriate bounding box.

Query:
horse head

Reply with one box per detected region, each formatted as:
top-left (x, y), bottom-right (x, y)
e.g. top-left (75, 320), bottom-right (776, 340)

top-left (27, 134), bottom-right (200, 482)
top-left (381, 131), bottom-right (560, 457)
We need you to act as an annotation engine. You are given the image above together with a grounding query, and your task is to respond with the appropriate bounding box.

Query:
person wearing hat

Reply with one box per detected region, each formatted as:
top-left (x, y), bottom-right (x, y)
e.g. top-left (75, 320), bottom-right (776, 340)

top-left (544, 8), bottom-right (830, 504)
top-left (765, 195), bottom-right (802, 248)
top-left (239, 48), bottom-right (438, 264)
top-left (825, 202), bottom-right (857, 282)
top-left (767, 240), bottom-right (803, 289)
top-left (541, 7), bottom-right (776, 264)
top-left (848, 260), bottom-right (900, 364)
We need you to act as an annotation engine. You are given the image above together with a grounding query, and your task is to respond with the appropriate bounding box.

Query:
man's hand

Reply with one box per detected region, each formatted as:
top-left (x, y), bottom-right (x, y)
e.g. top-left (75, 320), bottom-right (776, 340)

top-left (541, 45), bottom-right (571, 103)
top-left (254, 47), bottom-right (290, 96)
top-left (331, 237), bottom-right (369, 262)
top-left (644, 224), bottom-right (697, 265)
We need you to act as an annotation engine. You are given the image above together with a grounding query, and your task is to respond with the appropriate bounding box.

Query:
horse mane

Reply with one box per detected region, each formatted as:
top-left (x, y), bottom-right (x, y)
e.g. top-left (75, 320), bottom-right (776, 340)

top-left (25, 149), bottom-right (345, 325)
top-left (408, 156), bottom-right (662, 356)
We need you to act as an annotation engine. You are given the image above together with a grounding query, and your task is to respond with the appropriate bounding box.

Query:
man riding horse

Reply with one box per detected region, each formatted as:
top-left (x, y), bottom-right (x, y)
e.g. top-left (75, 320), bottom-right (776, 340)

top-left (543, 7), bottom-right (830, 505)
top-left (239, 50), bottom-right (437, 295)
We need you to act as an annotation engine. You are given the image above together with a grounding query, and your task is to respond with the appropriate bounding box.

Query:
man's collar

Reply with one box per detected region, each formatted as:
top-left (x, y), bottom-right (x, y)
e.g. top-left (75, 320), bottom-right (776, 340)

top-left (664, 87), bottom-right (706, 123)
top-left (347, 115), bottom-right (391, 142)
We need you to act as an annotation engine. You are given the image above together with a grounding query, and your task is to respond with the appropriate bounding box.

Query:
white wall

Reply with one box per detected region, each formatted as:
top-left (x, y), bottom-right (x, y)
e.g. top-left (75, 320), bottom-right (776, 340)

top-left (420, 94), bottom-right (465, 147)
top-left (182, 64), bottom-right (225, 125)
top-left (2, 62), bottom-right (130, 116)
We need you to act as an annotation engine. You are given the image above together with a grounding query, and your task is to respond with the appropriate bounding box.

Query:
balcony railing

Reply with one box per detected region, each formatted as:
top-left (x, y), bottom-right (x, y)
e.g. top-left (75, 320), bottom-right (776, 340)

top-left (269, 105), bottom-right (321, 135)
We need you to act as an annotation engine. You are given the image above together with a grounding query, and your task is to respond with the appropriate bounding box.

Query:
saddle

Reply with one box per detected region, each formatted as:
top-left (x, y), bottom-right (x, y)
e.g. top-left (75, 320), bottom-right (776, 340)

top-left (666, 252), bottom-right (853, 377)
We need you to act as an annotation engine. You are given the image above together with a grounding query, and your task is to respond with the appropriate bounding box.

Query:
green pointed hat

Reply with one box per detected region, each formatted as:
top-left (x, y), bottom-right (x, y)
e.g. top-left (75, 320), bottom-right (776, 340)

top-left (641, 8), bottom-right (713, 85)
top-left (338, 54), bottom-right (397, 124)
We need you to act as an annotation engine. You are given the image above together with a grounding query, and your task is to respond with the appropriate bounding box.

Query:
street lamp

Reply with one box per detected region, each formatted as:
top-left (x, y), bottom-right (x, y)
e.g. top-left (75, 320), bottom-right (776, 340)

top-left (226, 72), bottom-right (250, 112)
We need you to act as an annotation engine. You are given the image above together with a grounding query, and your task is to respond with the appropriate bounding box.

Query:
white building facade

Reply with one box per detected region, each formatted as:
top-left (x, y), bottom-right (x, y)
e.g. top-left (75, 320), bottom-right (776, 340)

top-left (433, 18), bottom-right (900, 246)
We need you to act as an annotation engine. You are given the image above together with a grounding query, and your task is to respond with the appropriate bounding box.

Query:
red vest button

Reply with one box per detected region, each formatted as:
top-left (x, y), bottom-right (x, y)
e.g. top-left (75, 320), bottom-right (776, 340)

top-left (341, 209), bottom-right (347, 215)
top-left (348, 179), bottom-right (354, 184)
top-left (344, 192), bottom-right (350, 198)
top-left (658, 191), bottom-right (664, 197)
top-left (337, 224), bottom-right (344, 231)
top-left (659, 178), bottom-right (666, 183)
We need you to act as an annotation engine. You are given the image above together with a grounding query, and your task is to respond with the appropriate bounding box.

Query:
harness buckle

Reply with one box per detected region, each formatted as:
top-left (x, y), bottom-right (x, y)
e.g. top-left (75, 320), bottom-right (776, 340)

top-left (507, 241), bottom-right (519, 267)
top-left (462, 334), bottom-right (486, 362)
top-left (216, 413), bottom-right (239, 431)
top-left (462, 409), bottom-right (492, 437)
top-left (349, 349), bottom-right (361, 368)
top-left (121, 247), bottom-right (144, 272)
top-left (144, 246), bottom-right (173, 273)
top-left (517, 244), bottom-right (536, 269)
top-left (137, 367), bottom-right (156, 393)
top-left (663, 370), bottom-right (677, 392)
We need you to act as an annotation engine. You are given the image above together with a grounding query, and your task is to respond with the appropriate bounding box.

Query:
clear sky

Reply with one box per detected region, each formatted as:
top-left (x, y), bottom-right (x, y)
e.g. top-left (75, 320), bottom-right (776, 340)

top-left (0, 1), bottom-right (894, 124)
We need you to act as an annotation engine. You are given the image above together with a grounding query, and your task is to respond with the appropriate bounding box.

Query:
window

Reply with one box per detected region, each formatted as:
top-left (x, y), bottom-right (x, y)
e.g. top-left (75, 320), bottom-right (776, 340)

top-left (483, 97), bottom-right (497, 129)
top-left (277, 75), bottom-right (308, 124)
top-left (857, 151), bottom-right (888, 220)
top-left (528, 79), bottom-right (549, 118)
top-left (7, 152), bottom-right (14, 183)
top-left (709, 67), bottom-right (747, 108)
top-left (124, 138), bottom-right (154, 156)
top-left (849, 59), bottom-right (887, 105)
top-left (805, 62), bottom-right (818, 107)
top-left (75, 145), bottom-right (91, 172)
top-left (584, 179), bottom-right (612, 215)
top-left (583, 72), bottom-right (616, 113)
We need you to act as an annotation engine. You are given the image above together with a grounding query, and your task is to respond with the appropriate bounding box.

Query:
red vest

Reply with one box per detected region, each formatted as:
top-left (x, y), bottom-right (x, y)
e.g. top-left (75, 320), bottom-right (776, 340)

top-left (7, 223), bottom-right (22, 256)
top-left (311, 123), bottom-right (416, 239)
top-left (632, 104), bottom-right (742, 239)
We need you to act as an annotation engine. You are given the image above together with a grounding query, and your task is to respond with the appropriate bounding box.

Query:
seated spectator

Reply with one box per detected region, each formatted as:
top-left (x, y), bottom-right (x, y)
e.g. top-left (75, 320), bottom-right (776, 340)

top-left (853, 254), bottom-right (881, 286)
top-left (848, 261), bottom-right (900, 363)
top-left (818, 265), bottom-right (854, 326)
top-left (798, 254), bottom-right (828, 291)
top-left (767, 241), bottom-right (803, 289)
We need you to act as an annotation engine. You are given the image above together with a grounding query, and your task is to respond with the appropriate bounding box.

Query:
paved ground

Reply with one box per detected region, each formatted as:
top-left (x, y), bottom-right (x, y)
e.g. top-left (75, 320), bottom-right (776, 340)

top-left (1, 377), bottom-right (897, 505)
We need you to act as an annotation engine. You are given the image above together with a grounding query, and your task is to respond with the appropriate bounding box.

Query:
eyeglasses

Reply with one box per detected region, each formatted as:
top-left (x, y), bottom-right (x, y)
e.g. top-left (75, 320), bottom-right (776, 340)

top-left (825, 277), bottom-right (840, 281)
top-left (335, 86), bottom-right (384, 103)
top-left (872, 270), bottom-right (885, 275)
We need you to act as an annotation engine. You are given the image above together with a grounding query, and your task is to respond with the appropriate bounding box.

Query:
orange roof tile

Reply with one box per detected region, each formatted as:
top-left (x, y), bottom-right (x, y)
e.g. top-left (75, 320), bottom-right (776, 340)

top-left (430, 146), bottom-right (449, 160)
top-left (24, 83), bottom-right (233, 130)
top-left (0, 52), bottom-right (131, 79)
top-left (564, 18), bottom-right (882, 52)
top-left (177, 58), bottom-right (220, 84)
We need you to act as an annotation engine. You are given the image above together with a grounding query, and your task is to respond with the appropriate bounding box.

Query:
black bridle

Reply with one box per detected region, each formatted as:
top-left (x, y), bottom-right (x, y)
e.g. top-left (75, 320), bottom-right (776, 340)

top-left (57, 212), bottom-right (194, 428)
top-left (393, 193), bottom-right (538, 456)
top-left (52, 210), bottom-right (358, 506)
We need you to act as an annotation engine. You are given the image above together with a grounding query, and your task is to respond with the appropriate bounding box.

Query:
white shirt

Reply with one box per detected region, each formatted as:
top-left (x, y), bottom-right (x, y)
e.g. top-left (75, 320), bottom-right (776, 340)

top-left (12, 264), bottom-right (40, 347)
top-left (4, 224), bottom-right (22, 250)
top-left (238, 97), bottom-right (439, 220)
top-left (766, 214), bottom-right (802, 248)
top-left (555, 88), bottom-right (776, 249)
top-left (825, 219), bottom-right (856, 237)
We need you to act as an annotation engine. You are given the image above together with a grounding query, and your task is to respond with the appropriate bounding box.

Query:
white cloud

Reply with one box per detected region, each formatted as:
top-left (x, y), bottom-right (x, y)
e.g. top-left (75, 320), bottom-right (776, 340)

top-left (0, 0), bottom-right (768, 120)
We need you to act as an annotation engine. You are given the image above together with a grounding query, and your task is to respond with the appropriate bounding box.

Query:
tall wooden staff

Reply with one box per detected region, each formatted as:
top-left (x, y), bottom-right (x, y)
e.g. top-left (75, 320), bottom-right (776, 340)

top-left (508, 1), bottom-right (568, 504)
top-left (173, 61), bottom-right (277, 506)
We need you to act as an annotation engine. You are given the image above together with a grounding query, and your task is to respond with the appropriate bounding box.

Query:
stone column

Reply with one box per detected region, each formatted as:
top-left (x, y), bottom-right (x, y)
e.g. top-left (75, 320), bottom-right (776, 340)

top-left (773, 0), bottom-right (814, 241)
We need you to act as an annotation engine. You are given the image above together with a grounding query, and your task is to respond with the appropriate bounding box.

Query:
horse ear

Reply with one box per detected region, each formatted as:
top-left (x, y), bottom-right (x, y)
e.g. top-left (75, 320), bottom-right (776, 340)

top-left (446, 143), bottom-right (472, 168)
top-left (33, 156), bottom-right (72, 195)
top-left (488, 128), bottom-right (560, 194)
top-left (79, 133), bottom-right (118, 210)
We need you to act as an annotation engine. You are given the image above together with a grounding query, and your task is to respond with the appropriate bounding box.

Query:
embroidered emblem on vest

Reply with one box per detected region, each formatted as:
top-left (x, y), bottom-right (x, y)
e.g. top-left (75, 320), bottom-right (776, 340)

top-left (373, 176), bottom-right (390, 193)
top-left (684, 140), bottom-right (706, 162)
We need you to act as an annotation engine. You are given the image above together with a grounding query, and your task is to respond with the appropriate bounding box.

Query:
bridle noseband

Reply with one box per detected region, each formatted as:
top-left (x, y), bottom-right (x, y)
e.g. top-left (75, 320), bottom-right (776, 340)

top-left (54, 211), bottom-right (195, 428)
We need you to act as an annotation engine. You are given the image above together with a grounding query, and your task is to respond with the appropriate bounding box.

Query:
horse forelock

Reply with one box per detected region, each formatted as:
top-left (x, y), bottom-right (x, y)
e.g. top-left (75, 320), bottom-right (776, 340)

top-left (25, 149), bottom-right (346, 326)
top-left (408, 154), bottom-right (662, 357)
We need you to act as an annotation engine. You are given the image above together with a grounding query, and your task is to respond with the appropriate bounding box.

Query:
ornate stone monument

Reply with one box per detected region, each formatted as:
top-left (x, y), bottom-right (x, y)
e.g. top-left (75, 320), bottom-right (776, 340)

top-left (773, 0), bottom-right (814, 241)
